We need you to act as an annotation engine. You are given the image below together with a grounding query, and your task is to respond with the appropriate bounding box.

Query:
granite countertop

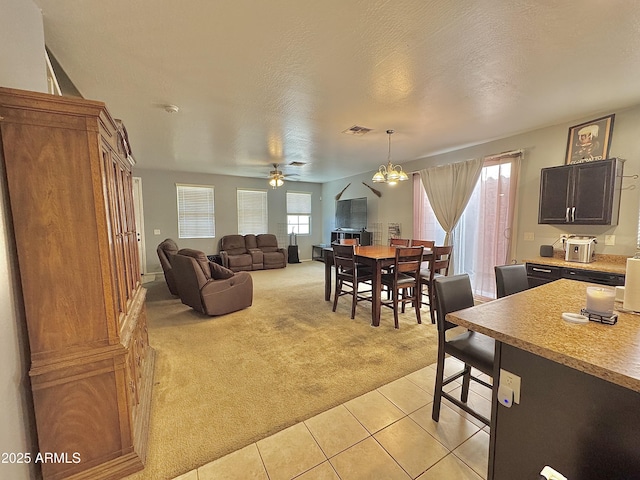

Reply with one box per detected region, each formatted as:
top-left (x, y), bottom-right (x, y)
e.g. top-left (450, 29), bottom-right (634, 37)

top-left (448, 279), bottom-right (640, 393)
top-left (525, 252), bottom-right (628, 275)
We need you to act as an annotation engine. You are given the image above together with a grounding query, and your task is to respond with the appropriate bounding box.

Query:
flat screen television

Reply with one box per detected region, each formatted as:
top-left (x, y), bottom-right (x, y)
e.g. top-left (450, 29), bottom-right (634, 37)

top-left (335, 197), bottom-right (367, 230)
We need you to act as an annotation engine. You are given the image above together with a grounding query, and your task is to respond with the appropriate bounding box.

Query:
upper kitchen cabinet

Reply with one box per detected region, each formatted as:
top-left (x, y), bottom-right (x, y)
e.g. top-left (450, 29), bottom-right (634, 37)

top-left (538, 158), bottom-right (624, 225)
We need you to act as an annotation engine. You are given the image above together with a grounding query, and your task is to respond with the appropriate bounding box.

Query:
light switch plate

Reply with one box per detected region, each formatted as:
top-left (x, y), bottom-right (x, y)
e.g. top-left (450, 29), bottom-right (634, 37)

top-left (153, 229), bottom-right (161, 235)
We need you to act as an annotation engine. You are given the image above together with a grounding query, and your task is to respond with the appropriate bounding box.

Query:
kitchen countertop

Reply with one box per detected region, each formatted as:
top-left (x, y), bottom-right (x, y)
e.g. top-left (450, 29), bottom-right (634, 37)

top-left (525, 252), bottom-right (628, 275)
top-left (447, 279), bottom-right (640, 393)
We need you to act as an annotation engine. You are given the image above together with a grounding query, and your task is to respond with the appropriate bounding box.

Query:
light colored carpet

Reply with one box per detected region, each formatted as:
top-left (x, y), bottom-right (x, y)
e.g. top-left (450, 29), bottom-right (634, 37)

top-left (128, 261), bottom-right (439, 480)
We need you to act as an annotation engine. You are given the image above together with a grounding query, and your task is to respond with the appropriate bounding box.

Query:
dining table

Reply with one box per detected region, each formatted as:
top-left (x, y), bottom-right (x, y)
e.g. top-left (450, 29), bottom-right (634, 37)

top-left (323, 245), bottom-right (432, 327)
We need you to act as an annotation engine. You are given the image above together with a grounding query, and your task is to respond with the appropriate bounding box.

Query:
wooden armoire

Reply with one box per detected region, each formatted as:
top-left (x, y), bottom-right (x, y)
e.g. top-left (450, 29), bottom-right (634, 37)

top-left (0, 87), bottom-right (155, 480)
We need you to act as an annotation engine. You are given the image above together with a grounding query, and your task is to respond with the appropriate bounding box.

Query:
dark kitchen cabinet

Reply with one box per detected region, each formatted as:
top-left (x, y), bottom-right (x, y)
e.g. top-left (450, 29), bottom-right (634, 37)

top-left (538, 158), bottom-right (624, 225)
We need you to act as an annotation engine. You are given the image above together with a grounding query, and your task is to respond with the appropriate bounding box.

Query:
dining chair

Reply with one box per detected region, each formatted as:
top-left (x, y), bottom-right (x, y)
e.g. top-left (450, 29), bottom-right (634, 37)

top-left (380, 246), bottom-right (423, 328)
top-left (419, 245), bottom-right (453, 324)
top-left (432, 274), bottom-right (494, 426)
top-left (332, 244), bottom-right (373, 319)
top-left (495, 264), bottom-right (530, 298)
top-left (389, 238), bottom-right (410, 247)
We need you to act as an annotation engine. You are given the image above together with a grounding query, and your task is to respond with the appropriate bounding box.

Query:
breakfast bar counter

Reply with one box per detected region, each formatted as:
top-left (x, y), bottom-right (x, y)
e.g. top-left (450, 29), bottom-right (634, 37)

top-left (447, 279), bottom-right (640, 479)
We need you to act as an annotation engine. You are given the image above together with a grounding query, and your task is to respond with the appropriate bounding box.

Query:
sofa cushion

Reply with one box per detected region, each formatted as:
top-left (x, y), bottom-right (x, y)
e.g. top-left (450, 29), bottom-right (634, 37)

top-left (257, 234), bottom-right (279, 252)
top-left (177, 248), bottom-right (211, 279)
top-left (210, 262), bottom-right (235, 279)
top-left (221, 234), bottom-right (247, 255)
top-left (245, 234), bottom-right (258, 250)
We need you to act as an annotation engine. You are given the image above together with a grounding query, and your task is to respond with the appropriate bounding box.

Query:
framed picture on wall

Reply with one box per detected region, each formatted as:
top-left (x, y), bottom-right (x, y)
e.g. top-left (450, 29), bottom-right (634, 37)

top-left (565, 114), bottom-right (615, 164)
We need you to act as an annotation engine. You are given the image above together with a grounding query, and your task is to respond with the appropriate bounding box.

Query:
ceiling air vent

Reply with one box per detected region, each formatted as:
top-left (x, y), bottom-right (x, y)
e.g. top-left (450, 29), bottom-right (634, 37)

top-left (342, 125), bottom-right (372, 136)
top-left (288, 161), bottom-right (307, 167)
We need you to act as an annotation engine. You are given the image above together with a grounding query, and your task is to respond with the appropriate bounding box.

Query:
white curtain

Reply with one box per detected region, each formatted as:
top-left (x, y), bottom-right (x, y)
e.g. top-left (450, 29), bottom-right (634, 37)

top-left (412, 173), bottom-right (446, 244)
top-left (419, 158), bottom-right (484, 246)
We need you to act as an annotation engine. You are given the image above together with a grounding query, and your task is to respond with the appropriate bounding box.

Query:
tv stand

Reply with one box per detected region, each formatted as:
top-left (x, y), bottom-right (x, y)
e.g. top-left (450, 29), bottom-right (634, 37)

top-left (331, 230), bottom-right (372, 246)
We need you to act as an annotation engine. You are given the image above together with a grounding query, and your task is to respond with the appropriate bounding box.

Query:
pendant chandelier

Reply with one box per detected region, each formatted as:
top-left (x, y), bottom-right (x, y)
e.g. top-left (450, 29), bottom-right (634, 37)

top-left (268, 164), bottom-right (285, 189)
top-left (372, 129), bottom-right (408, 185)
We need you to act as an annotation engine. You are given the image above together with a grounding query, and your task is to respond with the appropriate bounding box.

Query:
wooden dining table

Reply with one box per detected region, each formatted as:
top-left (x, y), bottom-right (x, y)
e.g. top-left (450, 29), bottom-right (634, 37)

top-left (323, 245), bottom-right (432, 327)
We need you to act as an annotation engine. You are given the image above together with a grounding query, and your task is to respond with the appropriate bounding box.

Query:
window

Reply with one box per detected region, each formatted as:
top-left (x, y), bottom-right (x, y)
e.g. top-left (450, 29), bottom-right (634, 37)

top-left (287, 191), bottom-right (312, 235)
top-left (413, 174), bottom-right (446, 245)
top-left (237, 189), bottom-right (268, 235)
top-left (413, 152), bottom-right (521, 298)
top-left (176, 184), bottom-right (215, 238)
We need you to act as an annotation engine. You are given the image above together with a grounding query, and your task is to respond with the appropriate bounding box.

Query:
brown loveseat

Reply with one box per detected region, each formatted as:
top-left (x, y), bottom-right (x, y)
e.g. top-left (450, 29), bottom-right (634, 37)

top-left (171, 248), bottom-right (253, 316)
top-left (219, 234), bottom-right (287, 272)
top-left (157, 238), bottom-right (179, 295)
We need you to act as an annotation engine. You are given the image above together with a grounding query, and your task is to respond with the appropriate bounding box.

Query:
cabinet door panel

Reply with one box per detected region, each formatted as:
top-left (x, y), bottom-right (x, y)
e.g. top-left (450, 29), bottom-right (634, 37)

top-left (573, 161), bottom-right (613, 223)
top-left (538, 165), bottom-right (572, 223)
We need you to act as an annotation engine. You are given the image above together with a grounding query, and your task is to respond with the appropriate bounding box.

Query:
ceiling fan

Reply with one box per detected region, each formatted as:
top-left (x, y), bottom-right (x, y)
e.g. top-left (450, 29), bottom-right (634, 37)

top-left (267, 163), bottom-right (297, 188)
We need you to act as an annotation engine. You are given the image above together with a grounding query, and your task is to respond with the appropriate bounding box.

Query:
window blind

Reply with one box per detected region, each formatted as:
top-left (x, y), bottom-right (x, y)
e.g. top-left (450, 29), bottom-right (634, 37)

top-left (237, 189), bottom-right (268, 235)
top-left (286, 192), bottom-right (311, 214)
top-left (176, 184), bottom-right (215, 238)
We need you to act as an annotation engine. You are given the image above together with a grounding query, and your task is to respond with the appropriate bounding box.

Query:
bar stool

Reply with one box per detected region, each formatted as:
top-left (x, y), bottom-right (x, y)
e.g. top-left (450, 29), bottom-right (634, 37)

top-left (432, 274), bottom-right (494, 426)
top-left (495, 264), bottom-right (530, 298)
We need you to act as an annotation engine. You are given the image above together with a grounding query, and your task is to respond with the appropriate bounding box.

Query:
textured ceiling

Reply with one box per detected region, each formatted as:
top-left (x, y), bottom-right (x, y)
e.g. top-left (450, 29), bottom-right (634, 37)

top-left (34, 0), bottom-right (640, 183)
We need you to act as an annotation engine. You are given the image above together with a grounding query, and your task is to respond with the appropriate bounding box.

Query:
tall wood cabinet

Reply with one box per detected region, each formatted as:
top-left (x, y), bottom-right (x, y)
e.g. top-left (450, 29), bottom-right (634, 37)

top-left (0, 87), bottom-right (155, 480)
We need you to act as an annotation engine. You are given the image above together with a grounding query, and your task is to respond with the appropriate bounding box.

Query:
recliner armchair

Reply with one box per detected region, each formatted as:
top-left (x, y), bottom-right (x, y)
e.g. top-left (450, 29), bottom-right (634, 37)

top-left (157, 238), bottom-right (179, 295)
top-left (171, 248), bottom-right (253, 316)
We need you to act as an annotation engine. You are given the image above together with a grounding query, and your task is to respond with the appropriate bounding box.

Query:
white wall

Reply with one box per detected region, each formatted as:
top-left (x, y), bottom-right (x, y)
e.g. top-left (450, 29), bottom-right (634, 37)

top-left (321, 173), bottom-right (413, 246)
top-left (0, 1), bottom-right (47, 479)
top-left (134, 168), bottom-right (324, 273)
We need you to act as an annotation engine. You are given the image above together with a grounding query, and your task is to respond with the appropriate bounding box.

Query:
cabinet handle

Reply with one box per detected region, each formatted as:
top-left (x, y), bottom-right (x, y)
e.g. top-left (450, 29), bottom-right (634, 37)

top-left (565, 207), bottom-right (570, 222)
top-left (532, 267), bottom-right (552, 273)
top-left (571, 206), bottom-right (576, 222)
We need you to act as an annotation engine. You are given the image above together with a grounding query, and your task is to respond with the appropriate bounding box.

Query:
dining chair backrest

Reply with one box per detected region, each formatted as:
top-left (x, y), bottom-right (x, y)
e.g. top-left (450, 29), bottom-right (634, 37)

top-left (336, 238), bottom-right (359, 246)
top-left (434, 273), bottom-right (475, 332)
top-left (390, 238), bottom-right (410, 247)
top-left (495, 264), bottom-right (530, 298)
top-left (394, 246), bottom-right (424, 276)
top-left (429, 246), bottom-right (453, 278)
top-left (332, 244), bottom-right (356, 270)
top-left (411, 239), bottom-right (435, 250)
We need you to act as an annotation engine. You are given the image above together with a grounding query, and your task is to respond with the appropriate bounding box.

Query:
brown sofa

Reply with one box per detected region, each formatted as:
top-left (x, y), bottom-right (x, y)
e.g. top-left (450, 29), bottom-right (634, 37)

top-left (157, 238), bottom-right (179, 295)
top-left (171, 248), bottom-right (253, 316)
top-left (219, 234), bottom-right (287, 272)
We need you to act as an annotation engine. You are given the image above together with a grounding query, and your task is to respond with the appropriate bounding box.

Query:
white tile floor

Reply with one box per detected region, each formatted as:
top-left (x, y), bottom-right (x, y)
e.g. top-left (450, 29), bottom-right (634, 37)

top-left (172, 357), bottom-right (493, 480)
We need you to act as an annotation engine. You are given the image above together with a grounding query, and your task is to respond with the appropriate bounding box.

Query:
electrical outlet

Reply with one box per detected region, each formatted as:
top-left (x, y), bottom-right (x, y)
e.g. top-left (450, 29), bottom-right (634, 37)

top-left (605, 235), bottom-right (615, 245)
top-left (499, 369), bottom-right (521, 404)
top-left (524, 232), bottom-right (534, 241)
top-left (559, 234), bottom-right (569, 242)
top-left (153, 229), bottom-right (161, 235)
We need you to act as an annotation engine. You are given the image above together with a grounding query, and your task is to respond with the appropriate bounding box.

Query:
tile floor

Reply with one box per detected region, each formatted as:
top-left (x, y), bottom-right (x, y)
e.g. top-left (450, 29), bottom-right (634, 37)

top-left (172, 357), bottom-right (493, 480)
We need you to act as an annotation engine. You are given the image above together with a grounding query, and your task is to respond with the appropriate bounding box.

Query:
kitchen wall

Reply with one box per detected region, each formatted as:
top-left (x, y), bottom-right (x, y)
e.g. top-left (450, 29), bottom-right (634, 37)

top-left (0, 1), bottom-right (47, 478)
top-left (323, 105), bottom-right (640, 261)
top-left (134, 168), bottom-right (323, 273)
